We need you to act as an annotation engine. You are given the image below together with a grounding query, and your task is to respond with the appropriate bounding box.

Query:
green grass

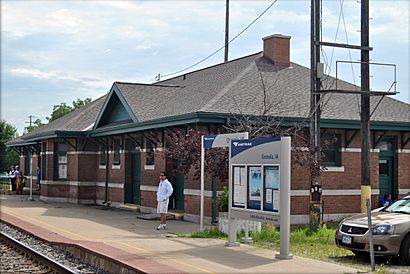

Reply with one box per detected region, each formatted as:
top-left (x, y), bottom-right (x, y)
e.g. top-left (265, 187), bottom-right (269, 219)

top-left (180, 224), bottom-right (353, 261)
top-left (248, 224), bottom-right (353, 260)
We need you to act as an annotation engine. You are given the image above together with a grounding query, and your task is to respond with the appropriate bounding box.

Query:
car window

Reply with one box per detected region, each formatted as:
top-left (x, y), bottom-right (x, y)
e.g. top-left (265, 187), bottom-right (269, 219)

top-left (383, 198), bottom-right (410, 214)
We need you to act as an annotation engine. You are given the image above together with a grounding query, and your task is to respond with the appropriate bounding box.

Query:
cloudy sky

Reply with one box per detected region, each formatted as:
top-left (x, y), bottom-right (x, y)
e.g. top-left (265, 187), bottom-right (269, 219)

top-left (1, 0), bottom-right (409, 135)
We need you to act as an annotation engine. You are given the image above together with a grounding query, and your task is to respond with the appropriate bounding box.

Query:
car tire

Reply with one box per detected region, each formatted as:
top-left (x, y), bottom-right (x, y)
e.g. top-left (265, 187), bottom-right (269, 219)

top-left (399, 235), bottom-right (410, 265)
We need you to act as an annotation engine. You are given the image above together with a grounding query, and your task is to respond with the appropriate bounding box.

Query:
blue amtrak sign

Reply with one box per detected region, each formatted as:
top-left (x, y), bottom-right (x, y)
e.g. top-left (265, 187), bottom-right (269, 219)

top-left (203, 132), bottom-right (249, 149)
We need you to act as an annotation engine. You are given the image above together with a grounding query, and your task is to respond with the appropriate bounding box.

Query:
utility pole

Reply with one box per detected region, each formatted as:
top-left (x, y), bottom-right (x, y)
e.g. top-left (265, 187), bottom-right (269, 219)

top-left (360, 0), bottom-right (371, 213)
top-left (224, 0), bottom-right (229, 62)
top-left (26, 115), bottom-right (35, 128)
top-left (309, 0), bottom-right (322, 228)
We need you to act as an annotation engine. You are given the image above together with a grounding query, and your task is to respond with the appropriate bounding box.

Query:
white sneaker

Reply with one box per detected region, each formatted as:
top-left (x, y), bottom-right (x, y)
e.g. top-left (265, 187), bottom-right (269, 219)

top-left (157, 224), bottom-right (164, 230)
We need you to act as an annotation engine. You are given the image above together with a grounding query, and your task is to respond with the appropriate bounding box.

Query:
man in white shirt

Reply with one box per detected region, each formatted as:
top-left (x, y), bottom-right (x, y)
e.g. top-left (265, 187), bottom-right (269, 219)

top-left (156, 172), bottom-right (173, 230)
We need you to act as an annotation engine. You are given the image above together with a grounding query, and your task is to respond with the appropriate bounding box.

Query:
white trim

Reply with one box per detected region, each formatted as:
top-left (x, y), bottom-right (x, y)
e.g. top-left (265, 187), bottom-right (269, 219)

top-left (341, 148), bottom-right (380, 153)
top-left (184, 189), bottom-right (212, 197)
top-left (322, 166), bottom-right (345, 172)
top-left (95, 182), bottom-right (124, 189)
top-left (41, 180), bottom-right (97, 186)
top-left (99, 165), bottom-right (106, 169)
top-left (144, 165), bottom-right (155, 170)
top-left (397, 149), bottom-right (410, 153)
top-left (41, 180), bottom-right (123, 188)
top-left (341, 148), bottom-right (361, 152)
top-left (399, 189), bottom-right (410, 195)
top-left (111, 165), bottom-right (121, 169)
top-left (45, 151), bottom-right (54, 155)
top-left (140, 185), bottom-right (158, 192)
top-left (290, 190), bottom-right (309, 196)
top-left (322, 189), bottom-right (380, 195)
top-left (67, 151), bottom-right (100, 155)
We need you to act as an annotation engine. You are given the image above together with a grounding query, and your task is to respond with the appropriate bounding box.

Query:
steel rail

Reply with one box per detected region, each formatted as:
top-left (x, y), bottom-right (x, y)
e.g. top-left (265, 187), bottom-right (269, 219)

top-left (0, 232), bottom-right (78, 274)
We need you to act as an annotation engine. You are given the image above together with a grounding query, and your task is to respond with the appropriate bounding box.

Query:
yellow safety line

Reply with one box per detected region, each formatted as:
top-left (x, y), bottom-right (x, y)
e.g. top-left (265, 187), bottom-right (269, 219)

top-left (2, 208), bottom-right (89, 241)
top-left (114, 240), bottom-right (215, 274)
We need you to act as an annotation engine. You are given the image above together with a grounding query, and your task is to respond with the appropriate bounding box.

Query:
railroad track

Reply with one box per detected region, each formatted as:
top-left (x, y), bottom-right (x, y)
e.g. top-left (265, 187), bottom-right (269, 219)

top-left (0, 232), bottom-right (78, 274)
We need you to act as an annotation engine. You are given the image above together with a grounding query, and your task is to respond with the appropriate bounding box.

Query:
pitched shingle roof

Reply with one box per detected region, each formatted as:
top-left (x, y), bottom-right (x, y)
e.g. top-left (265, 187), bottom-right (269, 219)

top-left (8, 51), bottom-right (409, 145)
top-left (8, 96), bottom-right (106, 144)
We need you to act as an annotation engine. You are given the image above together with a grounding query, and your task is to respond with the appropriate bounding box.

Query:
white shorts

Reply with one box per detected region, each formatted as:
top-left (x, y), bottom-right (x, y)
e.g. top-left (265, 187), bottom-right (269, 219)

top-left (157, 199), bottom-right (169, 214)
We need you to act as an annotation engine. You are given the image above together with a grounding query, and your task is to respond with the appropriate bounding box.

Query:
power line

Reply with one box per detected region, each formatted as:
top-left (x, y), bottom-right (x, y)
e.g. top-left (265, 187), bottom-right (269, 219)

top-left (159, 0), bottom-right (278, 80)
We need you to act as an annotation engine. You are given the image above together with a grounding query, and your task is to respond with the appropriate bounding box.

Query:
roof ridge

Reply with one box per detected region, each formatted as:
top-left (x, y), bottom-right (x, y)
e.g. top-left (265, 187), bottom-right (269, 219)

top-left (157, 52), bottom-right (262, 83)
top-left (115, 81), bottom-right (181, 88)
top-left (199, 60), bottom-right (257, 112)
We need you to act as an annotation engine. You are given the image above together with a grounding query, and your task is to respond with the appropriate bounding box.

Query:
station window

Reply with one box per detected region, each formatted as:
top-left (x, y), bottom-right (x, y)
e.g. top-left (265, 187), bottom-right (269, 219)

top-left (146, 140), bottom-right (155, 166)
top-left (113, 141), bottom-right (121, 166)
top-left (55, 142), bottom-right (67, 180)
top-left (322, 134), bottom-right (341, 167)
top-left (25, 151), bottom-right (32, 175)
top-left (99, 145), bottom-right (107, 166)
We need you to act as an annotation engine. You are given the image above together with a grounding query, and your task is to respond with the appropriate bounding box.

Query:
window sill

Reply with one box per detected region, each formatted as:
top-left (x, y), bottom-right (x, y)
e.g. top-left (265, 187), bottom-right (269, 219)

top-left (144, 165), bottom-right (155, 170)
top-left (99, 165), bottom-right (106, 169)
top-left (112, 165), bottom-right (121, 170)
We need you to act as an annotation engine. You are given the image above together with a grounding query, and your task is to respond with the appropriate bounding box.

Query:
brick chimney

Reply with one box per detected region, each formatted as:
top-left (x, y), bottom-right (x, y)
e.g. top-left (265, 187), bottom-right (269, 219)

top-left (262, 34), bottom-right (291, 66)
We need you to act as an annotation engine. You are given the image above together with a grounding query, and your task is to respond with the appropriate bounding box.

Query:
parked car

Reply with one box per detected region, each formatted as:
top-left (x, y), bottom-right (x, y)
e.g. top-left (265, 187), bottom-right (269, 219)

top-left (335, 195), bottom-right (410, 265)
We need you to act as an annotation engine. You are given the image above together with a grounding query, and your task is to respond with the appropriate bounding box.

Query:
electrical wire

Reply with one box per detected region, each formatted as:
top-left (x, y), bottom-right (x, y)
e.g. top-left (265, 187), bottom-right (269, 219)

top-left (159, 0), bottom-right (278, 79)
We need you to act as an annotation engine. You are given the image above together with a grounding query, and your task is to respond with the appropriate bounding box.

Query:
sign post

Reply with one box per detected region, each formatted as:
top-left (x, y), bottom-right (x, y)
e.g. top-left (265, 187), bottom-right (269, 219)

top-left (227, 136), bottom-right (292, 259)
top-left (199, 132), bottom-right (249, 232)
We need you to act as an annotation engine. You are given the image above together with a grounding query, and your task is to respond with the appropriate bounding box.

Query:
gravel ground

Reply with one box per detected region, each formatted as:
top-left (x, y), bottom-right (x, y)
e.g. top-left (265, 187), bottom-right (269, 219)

top-left (0, 223), bottom-right (111, 274)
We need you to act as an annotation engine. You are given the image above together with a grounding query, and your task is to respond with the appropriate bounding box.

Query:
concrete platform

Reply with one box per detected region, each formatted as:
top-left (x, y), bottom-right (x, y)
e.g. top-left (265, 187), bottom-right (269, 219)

top-left (0, 194), bottom-right (362, 274)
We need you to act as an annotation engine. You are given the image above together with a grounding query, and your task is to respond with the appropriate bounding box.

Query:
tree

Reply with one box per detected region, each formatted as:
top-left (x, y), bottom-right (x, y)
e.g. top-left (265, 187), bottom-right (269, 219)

top-left (46, 103), bottom-right (73, 123)
top-left (25, 118), bottom-right (44, 133)
top-left (73, 98), bottom-right (92, 109)
top-left (0, 119), bottom-right (19, 173)
top-left (46, 98), bottom-right (92, 123)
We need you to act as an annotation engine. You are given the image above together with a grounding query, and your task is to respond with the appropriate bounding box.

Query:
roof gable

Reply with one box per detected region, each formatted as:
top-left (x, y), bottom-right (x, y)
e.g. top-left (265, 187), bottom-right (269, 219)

top-left (94, 83), bottom-right (138, 129)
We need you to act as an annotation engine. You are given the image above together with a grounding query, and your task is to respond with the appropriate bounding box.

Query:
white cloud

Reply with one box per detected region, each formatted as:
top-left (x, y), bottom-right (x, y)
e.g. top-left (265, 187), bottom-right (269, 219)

top-left (11, 68), bottom-right (53, 79)
top-left (10, 67), bottom-right (110, 91)
top-left (46, 9), bottom-right (85, 33)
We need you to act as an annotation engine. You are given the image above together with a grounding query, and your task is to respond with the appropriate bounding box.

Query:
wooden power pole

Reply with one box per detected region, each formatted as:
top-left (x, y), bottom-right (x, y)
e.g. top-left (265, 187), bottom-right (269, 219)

top-left (224, 0), bottom-right (229, 62)
top-left (360, 0), bottom-right (371, 213)
top-left (309, 0), bottom-right (322, 228)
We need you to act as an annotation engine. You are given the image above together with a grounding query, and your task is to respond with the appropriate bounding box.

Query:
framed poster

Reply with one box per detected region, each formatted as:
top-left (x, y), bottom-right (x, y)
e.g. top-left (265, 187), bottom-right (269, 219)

top-left (248, 166), bottom-right (262, 210)
top-left (232, 166), bottom-right (246, 207)
top-left (264, 166), bottom-right (279, 212)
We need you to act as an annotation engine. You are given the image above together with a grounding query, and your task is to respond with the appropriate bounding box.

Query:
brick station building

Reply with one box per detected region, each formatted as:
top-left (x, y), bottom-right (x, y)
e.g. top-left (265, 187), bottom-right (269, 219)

top-left (8, 34), bottom-right (410, 225)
